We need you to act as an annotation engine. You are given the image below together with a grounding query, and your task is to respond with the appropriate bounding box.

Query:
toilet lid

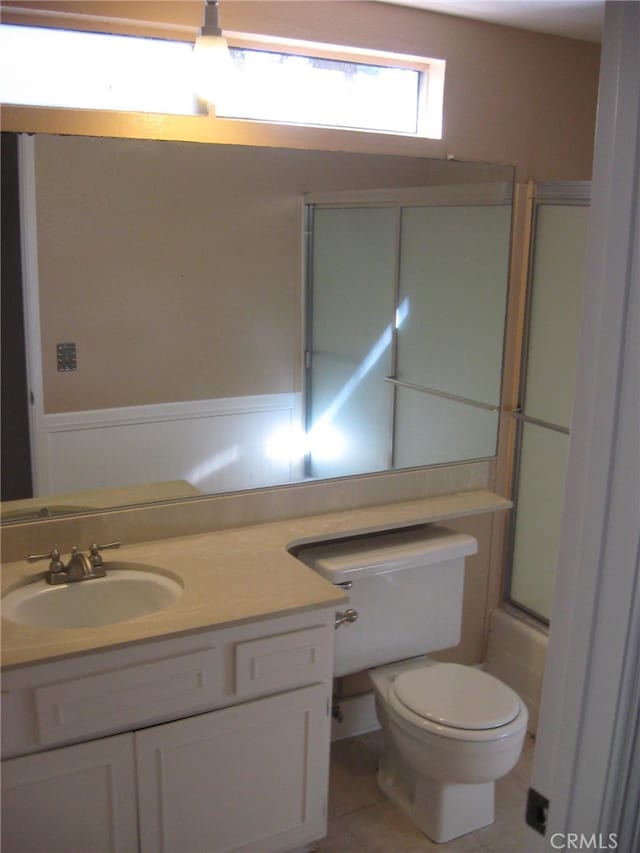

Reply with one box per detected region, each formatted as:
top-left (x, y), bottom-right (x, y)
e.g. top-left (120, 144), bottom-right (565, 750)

top-left (392, 663), bottom-right (520, 730)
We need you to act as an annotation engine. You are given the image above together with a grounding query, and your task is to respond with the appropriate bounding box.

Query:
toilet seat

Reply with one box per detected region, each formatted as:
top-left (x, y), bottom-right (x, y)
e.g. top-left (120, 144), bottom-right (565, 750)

top-left (392, 663), bottom-right (520, 730)
top-left (386, 663), bottom-right (525, 741)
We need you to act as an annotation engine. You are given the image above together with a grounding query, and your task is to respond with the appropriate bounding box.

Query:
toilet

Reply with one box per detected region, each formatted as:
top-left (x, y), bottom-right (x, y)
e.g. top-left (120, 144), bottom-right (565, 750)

top-left (296, 524), bottom-right (528, 844)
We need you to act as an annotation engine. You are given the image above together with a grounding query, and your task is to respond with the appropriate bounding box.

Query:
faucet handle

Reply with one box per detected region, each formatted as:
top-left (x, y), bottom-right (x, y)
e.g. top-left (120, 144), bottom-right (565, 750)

top-left (27, 548), bottom-right (65, 574)
top-left (89, 541), bottom-right (121, 567)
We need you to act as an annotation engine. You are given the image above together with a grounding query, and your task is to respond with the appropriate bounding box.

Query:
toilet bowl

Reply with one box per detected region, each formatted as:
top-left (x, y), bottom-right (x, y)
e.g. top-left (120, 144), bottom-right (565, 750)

top-left (294, 524), bottom-right (529, 843)
top-left (370, 657), bottom-right (528, 843)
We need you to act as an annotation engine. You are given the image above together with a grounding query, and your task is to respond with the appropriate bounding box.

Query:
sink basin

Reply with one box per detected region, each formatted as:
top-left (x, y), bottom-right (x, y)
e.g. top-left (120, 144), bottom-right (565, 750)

top-left (1, 563), bottom-right (183, 629)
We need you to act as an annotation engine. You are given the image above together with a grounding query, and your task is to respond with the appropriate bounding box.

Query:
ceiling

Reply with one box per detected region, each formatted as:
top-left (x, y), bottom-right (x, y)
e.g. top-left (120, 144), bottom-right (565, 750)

top-left (382, 0), bottom-right (604, 42)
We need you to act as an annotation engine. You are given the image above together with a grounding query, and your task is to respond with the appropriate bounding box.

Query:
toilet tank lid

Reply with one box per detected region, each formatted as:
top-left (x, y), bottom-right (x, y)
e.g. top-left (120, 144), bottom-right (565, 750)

top-left (295, 524), bottom-right (478, 581)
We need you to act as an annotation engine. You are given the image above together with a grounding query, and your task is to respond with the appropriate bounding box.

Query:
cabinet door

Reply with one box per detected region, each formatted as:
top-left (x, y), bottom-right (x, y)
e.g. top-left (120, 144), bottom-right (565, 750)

top-left (136, 683), bottom-right (330, 853)
top-left (1, 732), bottom-right (138, 853)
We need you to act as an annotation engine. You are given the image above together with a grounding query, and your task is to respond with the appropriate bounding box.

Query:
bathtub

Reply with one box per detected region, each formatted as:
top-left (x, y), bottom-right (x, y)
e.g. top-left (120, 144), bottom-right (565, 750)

top-left (485, 607), bottom-right (548, 734)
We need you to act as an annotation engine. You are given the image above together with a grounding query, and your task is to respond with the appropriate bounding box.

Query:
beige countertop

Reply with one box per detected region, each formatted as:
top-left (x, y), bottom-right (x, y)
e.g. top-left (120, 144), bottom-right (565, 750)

top-left (0, 480), bottom-right (201, 522)
top-left (1, 489), bottom-right (510, 670)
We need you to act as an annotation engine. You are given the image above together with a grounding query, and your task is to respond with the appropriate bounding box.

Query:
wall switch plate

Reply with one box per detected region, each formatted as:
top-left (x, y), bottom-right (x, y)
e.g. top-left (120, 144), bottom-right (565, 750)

top-left (57, 342), bottom-right (77, 372)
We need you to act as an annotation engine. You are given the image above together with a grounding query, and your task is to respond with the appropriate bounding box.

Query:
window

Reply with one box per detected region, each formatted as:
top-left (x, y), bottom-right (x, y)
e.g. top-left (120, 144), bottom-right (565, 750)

top-left (0, 25), bottom-right (196, 115)
top-left (0, 24), bottom-right (444, 138)
top-left (219, 48), bottom-right (422, 135)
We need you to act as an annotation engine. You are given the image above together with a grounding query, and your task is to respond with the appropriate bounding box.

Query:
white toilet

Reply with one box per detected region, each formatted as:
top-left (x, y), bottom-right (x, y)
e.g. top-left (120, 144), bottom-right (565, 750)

top-left (296, 524), bottom-right (528, 844)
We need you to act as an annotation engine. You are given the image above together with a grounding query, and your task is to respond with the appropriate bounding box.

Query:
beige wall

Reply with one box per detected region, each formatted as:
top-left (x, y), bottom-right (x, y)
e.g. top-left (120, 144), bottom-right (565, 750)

top-left (4, 1), bottom-right (600, 181)
top-left (224, 1), bottom-right (600, 182)
top-left (11, 0), bottom-right (601, 414)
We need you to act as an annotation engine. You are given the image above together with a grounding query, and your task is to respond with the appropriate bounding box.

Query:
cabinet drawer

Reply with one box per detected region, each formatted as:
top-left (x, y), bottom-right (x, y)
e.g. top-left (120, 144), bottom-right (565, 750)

top-left (35, 648), bottom-right (220, 746)
top-left (235, 626), bottom-right (331, 697)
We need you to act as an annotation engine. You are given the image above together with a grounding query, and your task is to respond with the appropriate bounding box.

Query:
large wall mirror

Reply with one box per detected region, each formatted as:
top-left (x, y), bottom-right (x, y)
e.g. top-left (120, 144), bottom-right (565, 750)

top-left (1, 132), bottom-right (513, 522)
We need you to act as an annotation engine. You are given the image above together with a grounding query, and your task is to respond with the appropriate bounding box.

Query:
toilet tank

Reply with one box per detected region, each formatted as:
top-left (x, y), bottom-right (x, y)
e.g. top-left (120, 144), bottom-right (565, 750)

top-left (295, 524), bottom-right (478, 677)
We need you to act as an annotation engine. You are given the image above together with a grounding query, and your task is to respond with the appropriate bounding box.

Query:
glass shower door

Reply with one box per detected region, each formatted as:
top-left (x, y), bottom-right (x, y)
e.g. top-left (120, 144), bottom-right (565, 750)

top-left (508, 185), bottom-right (590, 622)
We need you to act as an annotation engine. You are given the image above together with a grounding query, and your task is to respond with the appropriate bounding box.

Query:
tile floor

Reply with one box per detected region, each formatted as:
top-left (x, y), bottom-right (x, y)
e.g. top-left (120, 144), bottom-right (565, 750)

top-left (318, 730), bottom-right (536, 853)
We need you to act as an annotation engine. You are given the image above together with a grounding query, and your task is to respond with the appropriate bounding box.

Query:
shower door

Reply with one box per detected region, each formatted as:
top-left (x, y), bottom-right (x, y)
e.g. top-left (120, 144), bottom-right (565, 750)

top-left (507, 183), bottom-right (590, 623)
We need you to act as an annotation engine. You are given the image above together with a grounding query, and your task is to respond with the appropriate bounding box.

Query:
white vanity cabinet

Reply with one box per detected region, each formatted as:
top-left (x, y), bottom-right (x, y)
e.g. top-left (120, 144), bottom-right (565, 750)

top-left (136, 683), bottom-right (329, 852)
top-left (1, 608), bottom-right (335, 853)
top-left (2, 732), bottom-right (139, 853)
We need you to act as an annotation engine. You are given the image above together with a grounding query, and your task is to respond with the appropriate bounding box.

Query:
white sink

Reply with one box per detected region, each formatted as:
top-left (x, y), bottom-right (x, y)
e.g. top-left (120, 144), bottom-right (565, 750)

top-left (2, 563), bottom-right (184, 629)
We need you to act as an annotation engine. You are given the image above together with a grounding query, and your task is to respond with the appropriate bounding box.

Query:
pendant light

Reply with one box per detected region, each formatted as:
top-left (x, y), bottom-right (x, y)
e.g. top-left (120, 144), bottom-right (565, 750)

top-left (193, 0), bottom-right (232, 111)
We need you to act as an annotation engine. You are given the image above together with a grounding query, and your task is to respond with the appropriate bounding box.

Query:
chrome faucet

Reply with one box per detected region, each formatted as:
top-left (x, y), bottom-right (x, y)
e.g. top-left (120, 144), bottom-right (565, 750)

top-left (27, 542), bottom-right (120, 585)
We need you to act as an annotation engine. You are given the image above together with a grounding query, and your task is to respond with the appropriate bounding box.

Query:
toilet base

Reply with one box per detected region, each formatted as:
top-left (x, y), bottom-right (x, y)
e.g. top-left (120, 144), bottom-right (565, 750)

top-left (377, 763), bottom-right (494, 844)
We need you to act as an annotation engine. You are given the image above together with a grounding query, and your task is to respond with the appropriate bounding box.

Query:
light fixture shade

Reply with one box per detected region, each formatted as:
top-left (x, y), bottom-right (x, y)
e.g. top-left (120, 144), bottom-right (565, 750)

top-left (192, 33), bottom-right (233, 108)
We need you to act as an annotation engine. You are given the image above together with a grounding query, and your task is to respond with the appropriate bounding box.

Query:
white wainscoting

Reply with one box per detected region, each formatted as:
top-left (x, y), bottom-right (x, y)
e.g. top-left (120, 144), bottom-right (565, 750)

top-left (37, 393), bottom-right (303, 498)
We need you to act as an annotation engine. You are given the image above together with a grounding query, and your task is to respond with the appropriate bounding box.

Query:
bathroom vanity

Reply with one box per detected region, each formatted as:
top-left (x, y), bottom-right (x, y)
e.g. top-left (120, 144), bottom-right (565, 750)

top-left (1, 489), bottom-right (510, 853)
top-left (1, 525), bottom-right (345, 853)
top-left (1, 609), bottom-right (336, 853)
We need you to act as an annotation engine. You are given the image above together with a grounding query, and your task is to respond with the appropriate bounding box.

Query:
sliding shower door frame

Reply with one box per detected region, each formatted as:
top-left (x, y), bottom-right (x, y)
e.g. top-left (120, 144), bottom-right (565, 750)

top-left (504, 181), bottom-right (591, 625)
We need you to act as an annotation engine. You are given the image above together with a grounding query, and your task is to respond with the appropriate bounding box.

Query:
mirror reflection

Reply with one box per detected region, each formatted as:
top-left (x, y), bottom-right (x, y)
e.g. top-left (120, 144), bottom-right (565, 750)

top-left (305, 184), bottom-right (511, 480)
top-left (1, 133), bottom-right (513, 522)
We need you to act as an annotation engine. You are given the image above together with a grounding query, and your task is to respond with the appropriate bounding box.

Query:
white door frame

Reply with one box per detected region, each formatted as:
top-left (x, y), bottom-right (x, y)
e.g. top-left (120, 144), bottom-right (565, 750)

top-left (529, 1), bottom-right (640, 849)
